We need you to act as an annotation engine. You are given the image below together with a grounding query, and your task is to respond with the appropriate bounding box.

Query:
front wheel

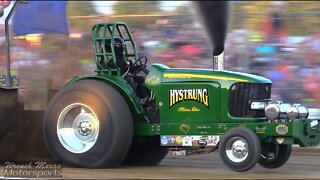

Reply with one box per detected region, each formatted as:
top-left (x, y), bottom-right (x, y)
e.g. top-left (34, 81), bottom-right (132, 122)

top-left (43, 79), bottom-right (133, 168)
top-left (259, 143), bottom-right (292, 169)
top-left (219, 127), bottom-right (261, 172)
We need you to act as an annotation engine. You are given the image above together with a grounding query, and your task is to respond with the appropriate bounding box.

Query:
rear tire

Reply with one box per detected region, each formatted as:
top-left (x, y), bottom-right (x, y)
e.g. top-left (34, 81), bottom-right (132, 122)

top-left (219, 127), bottom-right (261, 172)
top-left (43, 79), bottom-right (133, 168)
top-left (122, 136), bottom-right (168, 166)
top-left (259, 143), bottom-right (292, 169)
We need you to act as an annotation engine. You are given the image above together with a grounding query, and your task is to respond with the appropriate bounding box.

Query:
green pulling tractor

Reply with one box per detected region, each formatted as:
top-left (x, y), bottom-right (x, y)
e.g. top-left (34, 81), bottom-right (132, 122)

top-left (42, 21), bottom-right (320, 172)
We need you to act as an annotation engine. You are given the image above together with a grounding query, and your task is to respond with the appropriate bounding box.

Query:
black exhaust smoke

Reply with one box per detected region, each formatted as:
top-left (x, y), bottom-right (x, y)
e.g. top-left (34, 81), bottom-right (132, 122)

top-left (193, 1), bottom-right (231, 70)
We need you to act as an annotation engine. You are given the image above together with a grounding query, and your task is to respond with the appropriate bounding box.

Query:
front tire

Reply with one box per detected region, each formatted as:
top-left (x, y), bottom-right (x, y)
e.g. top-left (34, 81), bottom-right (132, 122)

top-left (43, 79), bottom-right (133, 168)
top-left (219, 127), bottom-right (261, 172)
top-left (259, 143), bottom-right (292, 169)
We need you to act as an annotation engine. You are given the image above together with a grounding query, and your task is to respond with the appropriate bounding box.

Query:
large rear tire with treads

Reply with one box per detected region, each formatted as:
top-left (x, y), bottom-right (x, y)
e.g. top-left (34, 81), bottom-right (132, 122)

top-left (43, 79), bottom-right (133, 168)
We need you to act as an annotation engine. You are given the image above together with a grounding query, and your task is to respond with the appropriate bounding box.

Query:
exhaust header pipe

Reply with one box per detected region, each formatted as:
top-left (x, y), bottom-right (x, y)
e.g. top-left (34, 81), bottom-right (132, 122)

top-left (213, 51), bottom-right (224, 71)
top-left (193, 1), bottom-right (231, 70)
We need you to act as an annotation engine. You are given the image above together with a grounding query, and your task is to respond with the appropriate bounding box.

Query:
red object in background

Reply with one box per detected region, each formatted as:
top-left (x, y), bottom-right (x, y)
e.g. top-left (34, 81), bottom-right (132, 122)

top-left (179, 44), bottom-right (201, 56)
top-left (167, 147), bottom-right (183, 151)
top-left (261, 13), bottom-right (288, 44)
top-left (0, 0), bottom-right (11, 9)
top-left (303, 75), bottom-right (320, 102)
top-left (19, 39), bottom-right (33, 49)
top-left (0, 54), bottom-right (5, 63)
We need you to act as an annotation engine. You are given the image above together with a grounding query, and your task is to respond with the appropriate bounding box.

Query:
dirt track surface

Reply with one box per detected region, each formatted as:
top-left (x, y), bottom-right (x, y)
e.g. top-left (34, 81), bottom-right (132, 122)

top-left (1, 147), bottom-right (320, 179)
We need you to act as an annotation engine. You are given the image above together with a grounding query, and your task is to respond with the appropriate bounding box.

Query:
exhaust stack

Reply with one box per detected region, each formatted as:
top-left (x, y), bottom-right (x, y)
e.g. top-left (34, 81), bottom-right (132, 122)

top-left (213, 51), bottom-right (224, 71)
top-left (193, 1), bottom-right (231, 70)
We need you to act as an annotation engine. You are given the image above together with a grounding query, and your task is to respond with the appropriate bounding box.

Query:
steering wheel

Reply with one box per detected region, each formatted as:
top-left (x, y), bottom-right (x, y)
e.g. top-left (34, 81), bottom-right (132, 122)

top-left (131, 56), bottom-right (149, 75)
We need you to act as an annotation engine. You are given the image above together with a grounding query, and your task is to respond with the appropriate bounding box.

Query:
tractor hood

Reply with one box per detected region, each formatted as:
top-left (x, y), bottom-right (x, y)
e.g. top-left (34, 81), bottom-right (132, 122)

top-left (145, 64), bottom-right (271, 90)
top-left (163, 68), bottom-right (271, 84)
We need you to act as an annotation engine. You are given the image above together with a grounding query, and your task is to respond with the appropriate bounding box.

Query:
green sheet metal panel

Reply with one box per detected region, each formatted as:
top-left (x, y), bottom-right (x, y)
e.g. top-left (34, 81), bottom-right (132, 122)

top-left (158, 82), bottom-right (220, 123)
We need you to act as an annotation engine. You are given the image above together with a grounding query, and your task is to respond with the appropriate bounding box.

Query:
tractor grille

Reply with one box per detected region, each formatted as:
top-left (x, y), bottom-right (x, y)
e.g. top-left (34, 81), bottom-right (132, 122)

top-left (229, 83), bottom-right (271, 118)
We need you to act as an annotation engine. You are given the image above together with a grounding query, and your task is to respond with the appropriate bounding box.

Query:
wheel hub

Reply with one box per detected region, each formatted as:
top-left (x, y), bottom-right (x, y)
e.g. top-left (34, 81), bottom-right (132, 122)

top-left (57, 103), bottom-right (100, 154)
top-left (72, 112), bottom-right (97, 140)
top-left (226, 137), bottom-right (249, 162)
top-left (232, 141), bottom-right (247, 158)
top-left (78, 121), bottom-right (92, 136)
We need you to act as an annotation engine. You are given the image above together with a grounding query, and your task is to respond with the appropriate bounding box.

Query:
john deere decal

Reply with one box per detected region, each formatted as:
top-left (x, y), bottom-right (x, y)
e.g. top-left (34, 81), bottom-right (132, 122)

top-left (169, 89), bottom-right (209, 108)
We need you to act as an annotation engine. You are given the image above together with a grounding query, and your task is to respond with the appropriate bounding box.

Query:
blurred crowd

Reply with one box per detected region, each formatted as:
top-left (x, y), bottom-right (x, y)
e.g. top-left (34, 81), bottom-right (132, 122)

top-left (132, 25), bottom-right (211, 68)
top-left (2, 20), bottom-right (319, 109)
top-left (0, 2), bottom-right (319, 109)
top-left (227, 29), bottom-right (320, 107)
top-left (130, 16), bottom-right (320, 107)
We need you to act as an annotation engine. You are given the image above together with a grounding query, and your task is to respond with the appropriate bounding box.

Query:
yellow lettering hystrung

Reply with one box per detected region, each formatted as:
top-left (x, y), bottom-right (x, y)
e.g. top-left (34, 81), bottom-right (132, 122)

top-left (169, 89), bottom-right (209, 108)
